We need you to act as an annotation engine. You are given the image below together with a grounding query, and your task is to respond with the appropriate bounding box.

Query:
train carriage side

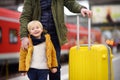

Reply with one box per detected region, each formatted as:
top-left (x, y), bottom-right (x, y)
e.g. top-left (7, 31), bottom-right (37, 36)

top-left (0, 8), bottom-right (21, 64)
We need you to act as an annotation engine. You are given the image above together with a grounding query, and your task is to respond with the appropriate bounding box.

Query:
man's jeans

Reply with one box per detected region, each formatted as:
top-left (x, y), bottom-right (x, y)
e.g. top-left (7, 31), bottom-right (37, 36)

top-left (50, 35), bottom-right (61, 80)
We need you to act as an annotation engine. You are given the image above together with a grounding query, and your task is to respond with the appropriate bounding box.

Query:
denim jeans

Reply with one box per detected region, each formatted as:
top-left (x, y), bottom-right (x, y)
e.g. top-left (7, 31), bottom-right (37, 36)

top-left (27, 68), bottom-right (49, 80)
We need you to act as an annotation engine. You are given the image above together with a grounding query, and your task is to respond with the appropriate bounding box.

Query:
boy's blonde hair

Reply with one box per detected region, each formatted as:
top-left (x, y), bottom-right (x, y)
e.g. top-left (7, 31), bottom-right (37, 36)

top-left (27, 20), bottom-right (43, 32)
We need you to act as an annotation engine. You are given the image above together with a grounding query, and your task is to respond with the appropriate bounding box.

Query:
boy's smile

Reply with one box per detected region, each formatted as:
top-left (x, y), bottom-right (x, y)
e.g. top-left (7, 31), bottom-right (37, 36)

top-left (29, 25), bottom-right (43, 39)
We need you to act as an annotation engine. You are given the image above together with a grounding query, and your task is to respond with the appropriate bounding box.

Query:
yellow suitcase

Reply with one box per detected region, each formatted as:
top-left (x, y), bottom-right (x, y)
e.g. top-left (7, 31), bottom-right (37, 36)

top-left (69, 17), bottom-right (114, 80)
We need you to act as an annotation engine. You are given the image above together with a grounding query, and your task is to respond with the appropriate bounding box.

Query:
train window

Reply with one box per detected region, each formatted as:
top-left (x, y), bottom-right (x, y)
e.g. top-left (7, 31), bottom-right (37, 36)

top-left (0, 27), bottom-right (2, 43)
top-left (9, 29), bottom-right (18, 43)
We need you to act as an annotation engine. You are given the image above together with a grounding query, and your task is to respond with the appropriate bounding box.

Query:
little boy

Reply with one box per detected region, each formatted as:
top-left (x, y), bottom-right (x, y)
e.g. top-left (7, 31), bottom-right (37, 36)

top-left (19, 20), bottom-right (58, 80)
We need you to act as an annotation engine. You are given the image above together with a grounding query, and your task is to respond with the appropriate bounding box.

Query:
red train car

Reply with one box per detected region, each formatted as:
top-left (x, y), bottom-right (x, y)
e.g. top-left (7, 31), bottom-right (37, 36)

top-left (0, 8), bottom-right (21, 64)
top-left (0, 7), bottom-right (102, 64)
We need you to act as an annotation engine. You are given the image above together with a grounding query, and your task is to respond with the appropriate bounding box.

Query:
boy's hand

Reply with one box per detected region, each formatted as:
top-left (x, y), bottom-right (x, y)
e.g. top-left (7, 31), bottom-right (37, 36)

top-left (50, 68), bottom-right (57, 73)
top-left (21, 72), bottom-right (27, 76)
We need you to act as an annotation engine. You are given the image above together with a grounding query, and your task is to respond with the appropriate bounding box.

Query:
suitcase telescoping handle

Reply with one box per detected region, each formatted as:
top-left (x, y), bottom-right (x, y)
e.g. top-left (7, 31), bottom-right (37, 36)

top-left (76, 15), bottom-right (91, 50)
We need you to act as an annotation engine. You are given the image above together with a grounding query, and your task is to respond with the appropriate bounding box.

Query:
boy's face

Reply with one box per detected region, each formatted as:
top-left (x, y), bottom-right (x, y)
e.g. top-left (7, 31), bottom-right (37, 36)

top-left (29, 24), bottom-right (43, 38)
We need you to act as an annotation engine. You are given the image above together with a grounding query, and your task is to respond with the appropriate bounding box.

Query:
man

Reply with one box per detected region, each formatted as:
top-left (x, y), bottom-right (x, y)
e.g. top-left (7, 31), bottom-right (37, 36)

top-left (20, 0), bottom-right (92, 80)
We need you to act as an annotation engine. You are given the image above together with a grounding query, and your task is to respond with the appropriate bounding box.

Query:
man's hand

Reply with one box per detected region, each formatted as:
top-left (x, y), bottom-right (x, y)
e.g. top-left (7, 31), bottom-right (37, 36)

top-left (81, 8), bottom-right (92, 18)
top-left (21, 37), bottom-right (29, 50)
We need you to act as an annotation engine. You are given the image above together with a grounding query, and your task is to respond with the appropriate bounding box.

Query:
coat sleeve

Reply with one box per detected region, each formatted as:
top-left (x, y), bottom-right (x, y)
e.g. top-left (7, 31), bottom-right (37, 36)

top-left (51, 42), bottom-right (58, 68)
top-left (19, 0), bottom-right (33, 38)
top-left (45, 34), bottom-right (58, 68)
top-left (19, 47), bottom-right (28, 71)
top-left (19, 37), bottom-right (33, 71)
top-left (64, 0), bottom-right (86, 13)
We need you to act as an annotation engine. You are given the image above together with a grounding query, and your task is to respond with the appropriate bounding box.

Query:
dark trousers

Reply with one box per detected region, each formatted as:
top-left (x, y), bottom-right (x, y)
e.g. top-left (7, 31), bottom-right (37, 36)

top-left (27, 68), bottom-right (49, 80)
top-left (50, 35), bottom-right (61, 80)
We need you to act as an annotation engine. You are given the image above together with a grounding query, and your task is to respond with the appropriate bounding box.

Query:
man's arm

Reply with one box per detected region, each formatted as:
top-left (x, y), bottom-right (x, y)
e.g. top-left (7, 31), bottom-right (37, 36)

top-left (64, 0), bottom-right (92, 18)
top-left (19, 0), bottom-right (33, 49)
top-left (19, 0), bottom-right (33, 38)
